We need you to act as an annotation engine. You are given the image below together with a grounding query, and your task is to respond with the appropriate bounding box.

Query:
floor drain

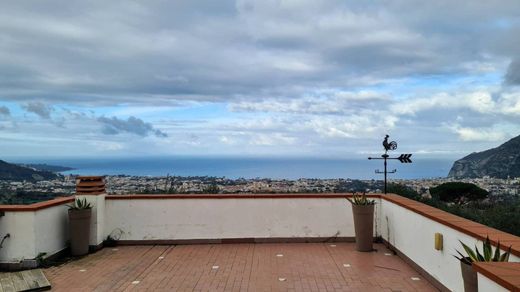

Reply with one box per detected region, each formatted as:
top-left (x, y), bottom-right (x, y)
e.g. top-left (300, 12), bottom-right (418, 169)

top-left (131, 281), bottom-right (140, 285)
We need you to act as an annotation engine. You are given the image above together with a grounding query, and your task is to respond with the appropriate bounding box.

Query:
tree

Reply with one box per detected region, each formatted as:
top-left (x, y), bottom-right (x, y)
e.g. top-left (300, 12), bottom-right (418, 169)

top-left (429, 182), bottom-right (488, 203)
top-left (386, 183), bottom-right (420, 199)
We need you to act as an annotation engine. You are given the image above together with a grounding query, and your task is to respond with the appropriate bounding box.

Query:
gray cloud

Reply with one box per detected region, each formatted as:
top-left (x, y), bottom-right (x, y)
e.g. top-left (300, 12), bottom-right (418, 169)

top-left (22, 102), bottom-right (53, 119)
top-left (0, 1), bottom-right (519, 158)
top-left (0, 1), bottom-right (518, 106)
top-left (0, 106), bottom-right (10, 116)
top-left (97, 116), bottom-right (167, 138)
top-left (505, 59), bottom-right (520, 85)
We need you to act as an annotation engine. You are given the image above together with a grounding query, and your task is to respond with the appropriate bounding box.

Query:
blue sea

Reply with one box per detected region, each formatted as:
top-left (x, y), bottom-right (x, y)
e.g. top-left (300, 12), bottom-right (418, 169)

top-left (12, 156), bottom-right (454, 180)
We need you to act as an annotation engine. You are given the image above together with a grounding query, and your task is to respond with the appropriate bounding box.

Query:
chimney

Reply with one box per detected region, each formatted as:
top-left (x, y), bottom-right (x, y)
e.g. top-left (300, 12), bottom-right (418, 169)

top-left (75, 176), bottom-right (106, 250)
top-left (76, 176), bottom-right (106, 195)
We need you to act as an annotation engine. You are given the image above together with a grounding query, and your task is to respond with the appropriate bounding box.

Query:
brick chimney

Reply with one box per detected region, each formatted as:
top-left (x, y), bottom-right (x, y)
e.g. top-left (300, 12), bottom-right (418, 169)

top-left (76, 176), bottom-right (106, 195)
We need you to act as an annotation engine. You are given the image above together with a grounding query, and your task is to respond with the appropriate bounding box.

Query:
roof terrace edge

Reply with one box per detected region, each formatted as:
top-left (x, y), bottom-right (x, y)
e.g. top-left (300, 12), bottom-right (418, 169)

top-left (0, 196), bottom-right (74, 212)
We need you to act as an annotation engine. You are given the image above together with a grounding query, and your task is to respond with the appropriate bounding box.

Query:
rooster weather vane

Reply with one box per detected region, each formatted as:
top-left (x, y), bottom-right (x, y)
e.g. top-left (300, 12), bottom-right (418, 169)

top-left (368, 135), bottom-right (412, 194)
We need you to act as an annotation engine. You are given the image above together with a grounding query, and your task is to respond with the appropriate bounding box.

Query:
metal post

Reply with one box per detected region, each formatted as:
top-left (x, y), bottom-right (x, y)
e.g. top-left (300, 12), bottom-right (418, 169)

top-left (383, 154), bottom-right (388, 194)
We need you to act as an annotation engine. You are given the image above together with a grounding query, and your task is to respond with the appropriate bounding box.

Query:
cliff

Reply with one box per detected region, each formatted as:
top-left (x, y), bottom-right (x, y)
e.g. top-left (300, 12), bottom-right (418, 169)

top-left (448, 135), bottom-right (520, 178)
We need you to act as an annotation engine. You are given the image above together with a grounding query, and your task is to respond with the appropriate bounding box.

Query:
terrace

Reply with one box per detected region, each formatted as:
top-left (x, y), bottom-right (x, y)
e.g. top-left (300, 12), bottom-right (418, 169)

top-left (0, 177), bottom-right (519, 291)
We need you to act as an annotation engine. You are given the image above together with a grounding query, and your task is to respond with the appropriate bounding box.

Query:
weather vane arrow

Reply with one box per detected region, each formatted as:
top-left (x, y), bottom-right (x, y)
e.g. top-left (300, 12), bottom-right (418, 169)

top-left (397, 154), bottom-right (412, 163)
top-left (368, 135), bottom-right (413, 194)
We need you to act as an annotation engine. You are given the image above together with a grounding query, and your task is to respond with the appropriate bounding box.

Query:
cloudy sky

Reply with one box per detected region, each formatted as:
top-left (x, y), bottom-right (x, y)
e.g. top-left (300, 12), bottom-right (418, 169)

top-left (1, 0), bottom-right (519, 159)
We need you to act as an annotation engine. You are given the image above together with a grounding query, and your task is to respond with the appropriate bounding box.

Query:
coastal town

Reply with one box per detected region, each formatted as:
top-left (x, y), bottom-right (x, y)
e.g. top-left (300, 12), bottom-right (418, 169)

top-left (1, 174), bottom-right (519, 204)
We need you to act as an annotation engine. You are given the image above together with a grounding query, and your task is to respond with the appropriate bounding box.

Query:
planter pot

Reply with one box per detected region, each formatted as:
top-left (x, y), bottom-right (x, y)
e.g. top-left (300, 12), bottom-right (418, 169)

top-left (351, 204), bottom-right (374, 252)
top-left (460, 261), bottom-right (478, 292)
top-left (68, 209), bottom-right (91, 256)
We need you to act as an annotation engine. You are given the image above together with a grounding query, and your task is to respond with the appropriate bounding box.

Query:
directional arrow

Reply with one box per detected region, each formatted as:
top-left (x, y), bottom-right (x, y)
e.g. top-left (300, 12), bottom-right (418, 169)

top-left (397, 154), bottom-right (412, 163)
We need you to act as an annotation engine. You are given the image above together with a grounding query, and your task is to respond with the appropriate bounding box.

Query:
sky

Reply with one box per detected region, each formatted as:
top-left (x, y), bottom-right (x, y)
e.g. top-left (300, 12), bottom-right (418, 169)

top-left (0, 0), bottom-right (520, 159)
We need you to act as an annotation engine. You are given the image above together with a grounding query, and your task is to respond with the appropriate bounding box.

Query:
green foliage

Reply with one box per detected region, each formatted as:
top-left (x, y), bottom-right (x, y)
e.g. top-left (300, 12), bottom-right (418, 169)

top-left (347, 192), bottom-right (376, 205)
top-left (387, 183), bottom-right (420, 199)
top-left (0, 189), bottom-right (66, 205)
top-left (429, 182), bottom-right (488, 203)
top-left (454, 236), bottom-right (511, 265)
top-left (388, 183), bottom-right (520, 237)
top-left (68, 198), bottom-right (92, 210)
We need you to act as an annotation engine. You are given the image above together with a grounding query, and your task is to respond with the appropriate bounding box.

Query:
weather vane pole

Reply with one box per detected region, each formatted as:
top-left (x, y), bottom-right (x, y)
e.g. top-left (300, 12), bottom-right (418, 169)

top-left (368, 135), bottom-right (412, 194)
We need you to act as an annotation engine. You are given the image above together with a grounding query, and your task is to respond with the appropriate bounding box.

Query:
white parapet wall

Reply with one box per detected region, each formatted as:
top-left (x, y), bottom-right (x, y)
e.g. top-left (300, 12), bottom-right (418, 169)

top-left (104, 196), bottom-right (372, 241)
top-left (77, 193), bottom-right (106, 247)
top-left (477, 273), bottom-right (509, 292)
top-left (1, 192), bottom-right (518, 290)
top-left (0, 211), bottom-right (35, 263)
top-left (0, 197), bottom-right (71, 267)
top-left (380, 197), bottom-right (520, 292)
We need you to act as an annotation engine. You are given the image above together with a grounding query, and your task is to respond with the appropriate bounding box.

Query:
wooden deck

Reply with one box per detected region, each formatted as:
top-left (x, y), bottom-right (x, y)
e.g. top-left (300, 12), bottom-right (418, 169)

top-left (0, 269), bottom-right (50, 292)
top-left (43, 243), bottom-right (438, 291)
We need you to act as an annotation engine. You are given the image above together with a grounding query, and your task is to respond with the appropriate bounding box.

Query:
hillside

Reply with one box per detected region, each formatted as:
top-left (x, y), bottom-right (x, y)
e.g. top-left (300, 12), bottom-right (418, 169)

top-left (0, 160), bottom-right (59, 181)
top-left (448, 135), bottom-right (520, 178)
top-left (17, 163), bottom-right (74, 173)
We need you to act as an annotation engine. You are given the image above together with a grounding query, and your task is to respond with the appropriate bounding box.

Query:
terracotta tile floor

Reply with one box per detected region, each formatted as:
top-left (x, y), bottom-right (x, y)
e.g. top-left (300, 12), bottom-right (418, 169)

top-left (44, 243), bottom-right (438, 291)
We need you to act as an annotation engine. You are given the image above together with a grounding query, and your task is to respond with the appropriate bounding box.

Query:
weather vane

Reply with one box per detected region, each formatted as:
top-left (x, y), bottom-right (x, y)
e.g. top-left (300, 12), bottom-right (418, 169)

top-left (368, 135), bottom-right (412, 194)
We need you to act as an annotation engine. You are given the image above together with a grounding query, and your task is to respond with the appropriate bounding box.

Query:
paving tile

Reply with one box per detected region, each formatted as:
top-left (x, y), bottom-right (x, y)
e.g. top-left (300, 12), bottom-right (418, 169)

top-left (44, 243), bottom-right (438, 291)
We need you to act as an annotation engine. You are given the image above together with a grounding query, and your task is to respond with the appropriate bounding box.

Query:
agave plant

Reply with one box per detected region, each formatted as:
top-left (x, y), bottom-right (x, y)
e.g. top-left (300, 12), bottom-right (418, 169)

top-left (347, 192), bottom-right (376, 205)
top-left (68, 198), bottom-right (92, 210)
top-left (454, 236), bottom-right (512, 265)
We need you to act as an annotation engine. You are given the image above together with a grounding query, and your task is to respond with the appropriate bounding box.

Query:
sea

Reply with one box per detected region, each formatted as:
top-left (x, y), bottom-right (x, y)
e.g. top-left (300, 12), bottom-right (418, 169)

top-left (12, 156), bottom-right (454, 180)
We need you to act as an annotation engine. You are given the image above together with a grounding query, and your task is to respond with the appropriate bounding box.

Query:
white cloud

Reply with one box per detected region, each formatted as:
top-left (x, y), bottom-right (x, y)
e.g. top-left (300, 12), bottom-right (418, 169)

top-left (450, 125), bottom-right (506, 142)
top-left (89, 141), bottom-right (124, 151)
top-left (306, 112), bottom-right (398, 139)
top-left (249, 133), bottom-right (296, 146)
top-left (392, 91), bottom-right (502, 115)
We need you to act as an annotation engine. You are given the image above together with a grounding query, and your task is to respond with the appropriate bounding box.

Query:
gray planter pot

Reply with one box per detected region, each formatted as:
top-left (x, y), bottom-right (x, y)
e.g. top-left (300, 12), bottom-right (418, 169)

top-left (68, 209), bottom-right (91, 256)
top-left (460, 260), bottom-right (478, 292)
top-left (352, 204), bottom-right (374, 252)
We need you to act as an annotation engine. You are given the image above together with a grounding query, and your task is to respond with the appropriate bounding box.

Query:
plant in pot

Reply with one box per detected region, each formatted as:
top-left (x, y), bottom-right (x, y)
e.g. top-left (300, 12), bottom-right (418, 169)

top-left (347, 192), bottom-right (376, 252)
top-left (68, 198), bottom-right (92, 256)
top-left (454, 236), bottom-right (511, 292)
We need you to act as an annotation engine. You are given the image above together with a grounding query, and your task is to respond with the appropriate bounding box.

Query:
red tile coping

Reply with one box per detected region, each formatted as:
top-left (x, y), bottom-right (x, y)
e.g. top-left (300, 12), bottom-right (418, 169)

top-left (0, 196), bottom-right (73, 212)
top-left (105, 192), bottom-right (379, 200)
top-left (473, 262), bottom-right (520, 291)
top-left (383, 194), bottom-right (520, 257)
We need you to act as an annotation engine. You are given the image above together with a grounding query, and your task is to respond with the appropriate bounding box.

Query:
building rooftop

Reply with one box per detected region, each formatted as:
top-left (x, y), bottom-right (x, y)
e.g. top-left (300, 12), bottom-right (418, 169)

top-left (1, 179), bottom-right (519, 291)
top-left (44, 243), bottom-right (436, 292)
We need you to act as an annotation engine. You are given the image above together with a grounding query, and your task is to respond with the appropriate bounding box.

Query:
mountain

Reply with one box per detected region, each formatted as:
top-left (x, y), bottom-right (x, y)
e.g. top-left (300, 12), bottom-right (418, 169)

top-left (0, 160), bottom-right (59, 181)
top-left (17, 163), bottom-right (74, 173)
top-left (448, 135), bottom-right (520, 179)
